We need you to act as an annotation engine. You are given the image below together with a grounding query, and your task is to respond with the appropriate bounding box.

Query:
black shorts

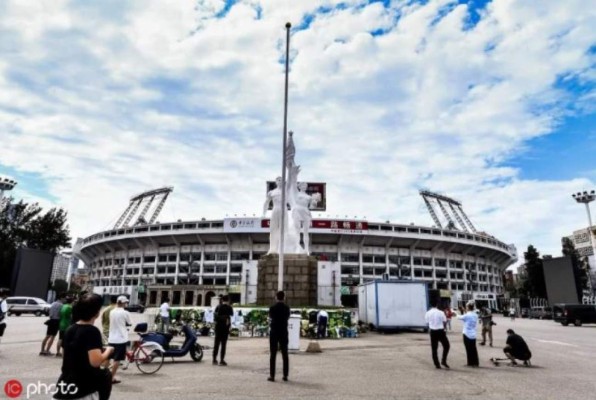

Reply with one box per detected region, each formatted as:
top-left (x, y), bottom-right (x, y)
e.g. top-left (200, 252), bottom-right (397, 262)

top-left (0, 322), bottom-right (6, 337)
top-left (109, 343), bottom-right (128, 361)
top-left (46, 319), bottom-right (60, 336)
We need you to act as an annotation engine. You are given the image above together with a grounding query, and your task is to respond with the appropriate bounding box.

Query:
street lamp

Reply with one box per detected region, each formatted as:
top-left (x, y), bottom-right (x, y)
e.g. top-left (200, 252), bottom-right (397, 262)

top-left (572, 190), bottom-right (596, 294)
top-left (0, 176), bottom-right (17, 203)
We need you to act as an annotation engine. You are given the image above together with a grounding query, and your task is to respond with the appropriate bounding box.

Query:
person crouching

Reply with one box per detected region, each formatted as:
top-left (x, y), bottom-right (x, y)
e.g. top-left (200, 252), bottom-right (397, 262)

top-left (504, 329), bottom-right (532, 366)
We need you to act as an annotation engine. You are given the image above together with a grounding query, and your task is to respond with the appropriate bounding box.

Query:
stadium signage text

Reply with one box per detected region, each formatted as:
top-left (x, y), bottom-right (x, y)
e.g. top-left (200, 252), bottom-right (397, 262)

top-left (224, 218), bottom-right (369, 235)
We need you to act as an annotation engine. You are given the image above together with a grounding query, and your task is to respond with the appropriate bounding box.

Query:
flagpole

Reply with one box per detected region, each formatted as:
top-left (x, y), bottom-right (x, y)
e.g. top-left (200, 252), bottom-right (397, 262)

top-left (279, 22), bottom-right (291, 292)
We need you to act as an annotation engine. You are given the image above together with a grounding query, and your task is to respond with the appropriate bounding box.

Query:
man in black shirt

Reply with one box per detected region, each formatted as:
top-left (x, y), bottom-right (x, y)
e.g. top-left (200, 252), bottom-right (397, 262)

top-left (213, 295), bottom-right (233, 366)
top-left (504, 329), bottom-right (532, 366)
top-left (268, 291), bottom-right (290, 382)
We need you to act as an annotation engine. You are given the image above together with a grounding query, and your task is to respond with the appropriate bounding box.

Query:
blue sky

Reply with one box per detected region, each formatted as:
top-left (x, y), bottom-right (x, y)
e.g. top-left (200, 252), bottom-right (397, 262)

top-left (0, 0), bottom-right (594, 262)
top-left (509, 115), bottom-right (596, 182)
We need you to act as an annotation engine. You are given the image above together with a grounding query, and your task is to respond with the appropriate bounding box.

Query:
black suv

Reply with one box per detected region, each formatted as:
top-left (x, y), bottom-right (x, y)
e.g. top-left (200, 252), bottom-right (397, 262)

top-left (125, 303), bottom-right (145, 313)
top-left (553, 304), bottom-right (596, 326)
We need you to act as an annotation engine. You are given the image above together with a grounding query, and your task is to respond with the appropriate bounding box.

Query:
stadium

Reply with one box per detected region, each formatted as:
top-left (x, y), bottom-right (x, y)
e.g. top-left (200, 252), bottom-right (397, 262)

top-left (74, 186), bottom-right (517, 310)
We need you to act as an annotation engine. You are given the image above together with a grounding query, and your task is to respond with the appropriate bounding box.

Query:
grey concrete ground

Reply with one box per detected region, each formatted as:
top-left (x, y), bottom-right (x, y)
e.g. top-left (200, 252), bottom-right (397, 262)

top-left (1, 313), bottom-right (595, 400)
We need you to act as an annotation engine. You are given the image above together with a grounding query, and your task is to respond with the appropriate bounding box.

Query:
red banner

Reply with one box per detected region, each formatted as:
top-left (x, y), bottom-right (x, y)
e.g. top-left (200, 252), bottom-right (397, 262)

top-left (261, 219), bottom-right (368, 231)
top-left (311, 220), bottom-right (368, 230)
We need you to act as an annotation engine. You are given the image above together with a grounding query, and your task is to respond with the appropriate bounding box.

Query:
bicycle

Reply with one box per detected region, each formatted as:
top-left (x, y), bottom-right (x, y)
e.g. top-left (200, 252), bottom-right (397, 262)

top-left (121, 339), bottom-right (165, 374)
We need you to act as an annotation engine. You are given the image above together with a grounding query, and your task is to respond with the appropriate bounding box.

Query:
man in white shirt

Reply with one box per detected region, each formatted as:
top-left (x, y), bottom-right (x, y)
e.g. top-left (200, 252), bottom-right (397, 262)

top-left (317, 310), bottom-right (329, 339)
top-left (160, 298), bottom-right (170, 332)
top-left (108, 296), bottom-right (132, 384)
top-left (424, 300), bottom-right (450, 369)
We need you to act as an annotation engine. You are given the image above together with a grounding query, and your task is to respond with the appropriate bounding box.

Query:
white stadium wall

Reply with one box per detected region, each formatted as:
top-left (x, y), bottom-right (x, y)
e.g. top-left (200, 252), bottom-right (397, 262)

top-left (76, 218), bottom-right (517, 307)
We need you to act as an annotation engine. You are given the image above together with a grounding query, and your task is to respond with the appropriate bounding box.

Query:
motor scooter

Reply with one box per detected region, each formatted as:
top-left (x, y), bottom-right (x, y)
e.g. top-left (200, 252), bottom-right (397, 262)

top-left (135, 323), bottom-right (204, 362)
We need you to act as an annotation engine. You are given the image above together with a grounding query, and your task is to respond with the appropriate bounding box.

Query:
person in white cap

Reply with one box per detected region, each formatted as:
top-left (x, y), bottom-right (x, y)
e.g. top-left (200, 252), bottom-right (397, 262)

top-left (108, 295), bottom-right (132, 384)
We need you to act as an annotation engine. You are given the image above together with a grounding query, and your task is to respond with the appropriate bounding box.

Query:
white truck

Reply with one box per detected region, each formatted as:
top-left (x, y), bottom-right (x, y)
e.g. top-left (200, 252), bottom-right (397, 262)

top-left (358, 280), bottom-right (429, 332)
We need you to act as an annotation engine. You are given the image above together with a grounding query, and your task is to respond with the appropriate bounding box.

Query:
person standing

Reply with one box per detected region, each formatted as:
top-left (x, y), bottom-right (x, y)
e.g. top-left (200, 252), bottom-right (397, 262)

top-left (101, 296), bottom-right (118, 342)
top-left (159, 297), bottom-right (170, 332)
top-left (0, 288), bottom-right (9, 347)
top-left (458, 303), bottom-right (479, 367)
top-left (425, 300), bottom-right (450, 369)
top-left (444, 306), bottom-right (454, 331)
top-left (268, 291), bottom-right (290, 382)
top-left (479, 306), bottom-right (493, 347)
top-left (509, 306), bottom-right (516, 321)
top-left (317, 309), bottom-right (329, 339)
top-left (41, 294), bottom-right (65, 356)
top-left (53, 294), bottom-right (113, 400)
top-left (107, 296), bottom-right (132, 384)
top-left (213, 295), bottom-right (233, 366)
top-left (56, 296), bottom-right (74, 357)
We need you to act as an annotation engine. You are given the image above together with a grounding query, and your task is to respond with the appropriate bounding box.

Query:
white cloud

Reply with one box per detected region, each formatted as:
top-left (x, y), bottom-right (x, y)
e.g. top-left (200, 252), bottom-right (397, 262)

top-left (0, 0), bottom-right (595, 265)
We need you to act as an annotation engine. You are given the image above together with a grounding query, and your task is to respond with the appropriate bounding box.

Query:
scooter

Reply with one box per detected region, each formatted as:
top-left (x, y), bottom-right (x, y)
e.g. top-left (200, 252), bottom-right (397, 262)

top-left (136, 323), bottom-right (204, 362)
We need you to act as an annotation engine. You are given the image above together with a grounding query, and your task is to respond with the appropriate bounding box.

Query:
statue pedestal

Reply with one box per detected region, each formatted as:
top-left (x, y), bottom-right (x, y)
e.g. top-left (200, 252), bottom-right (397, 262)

top-left (256, 254), bottom-right (318, 307)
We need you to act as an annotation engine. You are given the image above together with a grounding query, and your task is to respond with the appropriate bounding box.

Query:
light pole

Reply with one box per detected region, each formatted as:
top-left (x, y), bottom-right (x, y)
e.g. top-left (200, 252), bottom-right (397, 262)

top-left (572, 190), bottom-right (596, 294)
top-left (278, 22), bottom-right (292, 292)
top-left (0, 176), bottom-right (17, 204)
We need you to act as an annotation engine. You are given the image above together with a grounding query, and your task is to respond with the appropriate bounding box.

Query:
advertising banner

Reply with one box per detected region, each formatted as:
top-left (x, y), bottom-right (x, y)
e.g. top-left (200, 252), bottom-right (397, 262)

top-left (266, 181), bottom-right (327, 211)
top-left (310, 219), bottom-right (369, 235)
top-left (223, 218), bottom-right (268, 233)
top-left (260, 219), bottom-right (368, 235)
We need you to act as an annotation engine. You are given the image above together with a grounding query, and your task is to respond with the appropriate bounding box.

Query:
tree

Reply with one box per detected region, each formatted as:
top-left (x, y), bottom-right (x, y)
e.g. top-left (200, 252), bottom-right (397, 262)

top-left (51, 279), bottom-right (69, 295)
top-left (0, 198), bottom-right (71, 287)
top-left (503, 273), bottom-right (516, 297)
top-left (562, 237), bottom-right (587, 300)
top-left (68, 281), bottom-right (82, 294)
top-left (523, 245), bottom-right (547, 298)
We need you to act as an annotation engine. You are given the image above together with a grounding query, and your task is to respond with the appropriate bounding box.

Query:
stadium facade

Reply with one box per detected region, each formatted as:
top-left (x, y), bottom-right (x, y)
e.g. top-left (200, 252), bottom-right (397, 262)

top-left (74, 188), bottom-right (517, 310)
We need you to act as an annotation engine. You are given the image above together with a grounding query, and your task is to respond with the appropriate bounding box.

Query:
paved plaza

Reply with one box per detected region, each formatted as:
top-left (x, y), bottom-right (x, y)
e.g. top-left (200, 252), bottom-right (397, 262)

top-left (1, 313), bottom-right (595, 400)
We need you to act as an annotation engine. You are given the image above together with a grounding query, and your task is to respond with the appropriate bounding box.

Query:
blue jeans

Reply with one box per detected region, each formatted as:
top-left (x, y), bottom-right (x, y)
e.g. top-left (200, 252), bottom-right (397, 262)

top-left (160, 317), bottom-right (170, 332)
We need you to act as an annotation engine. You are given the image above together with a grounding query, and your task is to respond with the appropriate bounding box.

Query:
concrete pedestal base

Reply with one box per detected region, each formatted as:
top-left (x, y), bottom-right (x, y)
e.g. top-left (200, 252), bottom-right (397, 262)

top-left (256, 254), bottom-right (318, 307)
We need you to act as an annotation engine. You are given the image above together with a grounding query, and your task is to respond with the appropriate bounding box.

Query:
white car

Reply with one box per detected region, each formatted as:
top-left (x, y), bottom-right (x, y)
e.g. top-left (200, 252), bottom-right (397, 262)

top-left (5, 297), bottom-right (51, 317)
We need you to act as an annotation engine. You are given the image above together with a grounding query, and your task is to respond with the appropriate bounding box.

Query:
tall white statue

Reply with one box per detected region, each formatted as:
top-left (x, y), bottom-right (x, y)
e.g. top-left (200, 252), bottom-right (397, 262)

top-left (262, 131), bottom-right (319, 255)
top-left (287, 164), bottom-right (320, 255)
top-left (293, 181), bottom-right (321, 254)
top-left (262, 176), bottom-right (286, 255)
top-left (262, 176), bottom-right (301, 255)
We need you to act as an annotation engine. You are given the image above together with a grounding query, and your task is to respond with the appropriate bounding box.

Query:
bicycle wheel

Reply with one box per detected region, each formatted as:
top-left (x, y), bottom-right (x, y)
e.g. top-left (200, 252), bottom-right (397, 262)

top-left (134, 347), bottom-right (164, 374)
top-left (190, 343), bottom-right (203, 362)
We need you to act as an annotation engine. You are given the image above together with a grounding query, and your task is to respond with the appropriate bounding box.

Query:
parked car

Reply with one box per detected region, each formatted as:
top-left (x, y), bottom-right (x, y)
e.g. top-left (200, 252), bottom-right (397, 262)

top-left (553, 304), bottom-right (596, 326)
top-left (520, 308), bottom-right (530, 318)
top-left (529, 306), bottom-right (552, 320)
top-left (125, 303), bottom-right (145, 313)
top-left (5, 297), bottom-right (50, 316)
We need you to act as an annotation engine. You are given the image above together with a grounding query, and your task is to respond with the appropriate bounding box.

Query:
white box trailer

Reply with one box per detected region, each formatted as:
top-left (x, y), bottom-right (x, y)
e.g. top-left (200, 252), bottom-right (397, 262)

top-left (358, 280), bottom-right (429, 331)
